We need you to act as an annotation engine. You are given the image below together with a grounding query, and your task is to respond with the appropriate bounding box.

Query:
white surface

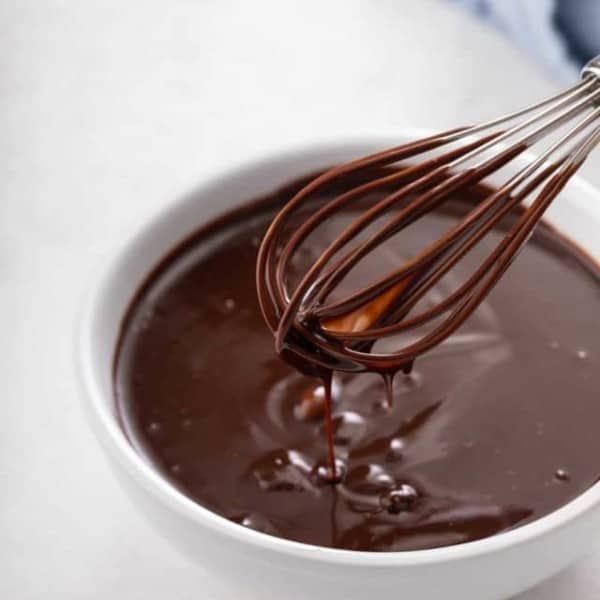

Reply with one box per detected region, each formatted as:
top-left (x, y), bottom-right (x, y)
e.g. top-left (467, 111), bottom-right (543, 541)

top-left (2, 1), bottom-right (600, 598)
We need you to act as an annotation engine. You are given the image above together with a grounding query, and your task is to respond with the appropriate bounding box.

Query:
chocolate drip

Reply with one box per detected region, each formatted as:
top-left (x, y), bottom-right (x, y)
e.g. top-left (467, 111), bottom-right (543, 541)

top-left (257, 140), bottom-right (584, 481)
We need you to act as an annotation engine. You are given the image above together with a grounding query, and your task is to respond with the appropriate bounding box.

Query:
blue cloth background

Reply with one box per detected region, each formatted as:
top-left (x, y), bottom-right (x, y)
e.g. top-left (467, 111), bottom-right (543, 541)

top-left (451, 0), bottom-right (600, 83)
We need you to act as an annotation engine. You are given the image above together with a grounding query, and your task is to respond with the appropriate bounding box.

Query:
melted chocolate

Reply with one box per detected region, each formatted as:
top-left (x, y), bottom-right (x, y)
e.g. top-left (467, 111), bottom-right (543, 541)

top-left (115, 174), bottom-right (600, 551)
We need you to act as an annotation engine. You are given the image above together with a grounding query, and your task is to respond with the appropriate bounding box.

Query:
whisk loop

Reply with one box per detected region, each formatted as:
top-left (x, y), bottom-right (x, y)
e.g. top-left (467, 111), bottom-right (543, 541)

top-left (257, 56), bottom-right (600, 375)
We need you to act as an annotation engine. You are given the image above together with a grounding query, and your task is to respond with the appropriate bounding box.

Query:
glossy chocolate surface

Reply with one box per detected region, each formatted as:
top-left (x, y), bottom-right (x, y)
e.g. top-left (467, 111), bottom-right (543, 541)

top-left (115, 175), bottom-right (600, 551)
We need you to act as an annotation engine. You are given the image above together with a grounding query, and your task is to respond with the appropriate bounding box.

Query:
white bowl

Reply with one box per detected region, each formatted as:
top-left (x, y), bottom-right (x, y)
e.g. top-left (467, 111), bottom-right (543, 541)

top-left (78, 137), bottom-right (600, 600)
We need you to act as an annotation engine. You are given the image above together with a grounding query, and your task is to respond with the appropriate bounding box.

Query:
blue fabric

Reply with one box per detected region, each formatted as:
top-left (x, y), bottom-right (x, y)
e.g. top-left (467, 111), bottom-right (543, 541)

top-left (451, 0), bottom-right (600, 83)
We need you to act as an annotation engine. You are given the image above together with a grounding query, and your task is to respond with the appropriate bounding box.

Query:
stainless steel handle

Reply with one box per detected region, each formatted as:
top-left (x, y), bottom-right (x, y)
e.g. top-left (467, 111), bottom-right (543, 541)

top-left (581, 55), bottom-right (600, 81)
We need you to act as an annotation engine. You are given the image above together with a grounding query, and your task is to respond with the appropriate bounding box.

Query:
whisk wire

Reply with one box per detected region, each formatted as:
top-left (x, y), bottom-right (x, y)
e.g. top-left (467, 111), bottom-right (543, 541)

top-left (257, 61), bottom-right (600, 373)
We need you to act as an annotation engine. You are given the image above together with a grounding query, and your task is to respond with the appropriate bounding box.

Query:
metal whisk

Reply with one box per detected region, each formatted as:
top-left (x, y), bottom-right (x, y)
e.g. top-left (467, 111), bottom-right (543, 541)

top-left (257, 57), bottom-right (600, 376)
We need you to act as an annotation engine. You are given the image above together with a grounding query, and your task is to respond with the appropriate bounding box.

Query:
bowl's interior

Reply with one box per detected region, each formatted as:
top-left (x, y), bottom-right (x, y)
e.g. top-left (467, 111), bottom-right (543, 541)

top-left (83, 138), bottom-right (600, 562)
top-left (90, 140), bottom-right (600, 412)
top-left (89, 142), bottom-right (393, 410)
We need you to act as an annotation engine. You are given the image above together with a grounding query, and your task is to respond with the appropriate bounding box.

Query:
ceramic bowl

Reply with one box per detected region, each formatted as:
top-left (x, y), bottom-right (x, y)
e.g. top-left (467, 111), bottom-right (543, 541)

top-left (78, 137), bottom-right (600, 600)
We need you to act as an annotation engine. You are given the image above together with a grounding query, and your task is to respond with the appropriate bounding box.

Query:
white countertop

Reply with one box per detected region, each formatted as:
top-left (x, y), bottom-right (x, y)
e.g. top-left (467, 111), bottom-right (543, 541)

top-left (2, 1), bottom-right (600, 598)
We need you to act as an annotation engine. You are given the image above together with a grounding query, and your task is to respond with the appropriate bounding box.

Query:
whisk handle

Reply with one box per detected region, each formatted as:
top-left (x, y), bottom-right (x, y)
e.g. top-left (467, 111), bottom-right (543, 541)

top-left (581, 55), bottom-right (600, 81)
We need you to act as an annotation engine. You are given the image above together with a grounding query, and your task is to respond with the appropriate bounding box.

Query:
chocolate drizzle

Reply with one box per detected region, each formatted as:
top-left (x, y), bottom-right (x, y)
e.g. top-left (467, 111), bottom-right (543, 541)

top-left (257, 141), bottom-right (587, 479)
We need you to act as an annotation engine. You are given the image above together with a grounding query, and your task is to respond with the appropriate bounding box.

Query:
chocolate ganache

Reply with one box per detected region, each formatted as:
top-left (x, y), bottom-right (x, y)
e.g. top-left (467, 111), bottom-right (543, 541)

top-left (115, 172), bottom-right (600, 551)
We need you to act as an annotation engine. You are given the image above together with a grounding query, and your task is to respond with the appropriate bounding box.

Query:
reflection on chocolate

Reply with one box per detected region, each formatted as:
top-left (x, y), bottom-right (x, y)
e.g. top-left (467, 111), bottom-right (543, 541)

top-left (114, 174), bottom-right (600, 551)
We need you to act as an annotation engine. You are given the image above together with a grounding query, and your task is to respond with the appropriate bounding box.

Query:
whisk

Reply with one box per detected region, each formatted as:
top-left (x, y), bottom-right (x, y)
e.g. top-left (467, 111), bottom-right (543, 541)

top-left (257, 57), bottom-right (600, 376)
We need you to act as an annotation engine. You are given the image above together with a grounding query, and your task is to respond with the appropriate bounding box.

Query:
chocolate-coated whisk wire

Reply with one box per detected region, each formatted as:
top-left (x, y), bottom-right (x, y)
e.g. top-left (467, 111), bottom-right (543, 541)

top-left (256, 57), bottom-right (600, 373)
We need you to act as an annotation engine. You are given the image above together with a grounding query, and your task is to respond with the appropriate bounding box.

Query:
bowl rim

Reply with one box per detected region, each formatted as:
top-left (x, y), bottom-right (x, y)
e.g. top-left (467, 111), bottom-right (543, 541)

top-left (78, 132), bottom-right (600, 568)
